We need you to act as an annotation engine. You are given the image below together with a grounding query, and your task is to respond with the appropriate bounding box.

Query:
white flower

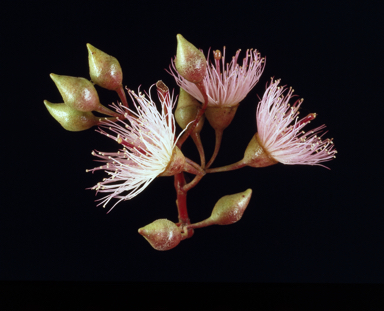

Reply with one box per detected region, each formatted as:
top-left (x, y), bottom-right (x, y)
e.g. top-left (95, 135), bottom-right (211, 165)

top-left (87, 85), bottom-right (180, 212)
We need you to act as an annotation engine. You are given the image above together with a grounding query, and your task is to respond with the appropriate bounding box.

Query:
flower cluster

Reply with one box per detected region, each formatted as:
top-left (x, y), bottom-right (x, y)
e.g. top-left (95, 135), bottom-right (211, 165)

top-left (44, 35), bottom-right (337, 250)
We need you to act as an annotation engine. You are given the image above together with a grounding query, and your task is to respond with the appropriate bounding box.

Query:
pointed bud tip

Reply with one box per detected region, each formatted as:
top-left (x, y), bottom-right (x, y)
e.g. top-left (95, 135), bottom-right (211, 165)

top-left (175, 34), bottom-right (207, 83)
top-left (210, 189), bottom-right (253, 225)
top-left (138, 219), bottom-right (181, 251)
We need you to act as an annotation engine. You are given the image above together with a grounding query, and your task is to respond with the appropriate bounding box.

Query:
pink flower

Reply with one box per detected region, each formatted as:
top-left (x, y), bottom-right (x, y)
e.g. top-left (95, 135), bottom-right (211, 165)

top-left (170, 47), bottom-right (265, 107)
top-left (256, 79), bottom-right (337, 167)
top-left (87, 85), bottom-right (182, 211)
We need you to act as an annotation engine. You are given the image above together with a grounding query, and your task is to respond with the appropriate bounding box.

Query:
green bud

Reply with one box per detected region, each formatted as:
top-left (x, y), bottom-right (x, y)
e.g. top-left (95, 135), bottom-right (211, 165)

top-left (175, 88), bottom-right (205, 132)
top-left (175, 34), bottom-right (207, 84)
top-left (210, 189), bottom-right (253, 225)
top-left (43, 100), bottom-right (100, 131)
top-left (87, 43), bottom-right (123, 91)
top-left (50, 73), bottom-right (119, 117)
top-left (138, 219), bottom-right (182, 251)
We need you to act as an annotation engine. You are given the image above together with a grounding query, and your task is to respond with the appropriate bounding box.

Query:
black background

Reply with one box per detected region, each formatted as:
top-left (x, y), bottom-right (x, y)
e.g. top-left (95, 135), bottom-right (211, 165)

top-left (1, 0), bottom-right (383, 307)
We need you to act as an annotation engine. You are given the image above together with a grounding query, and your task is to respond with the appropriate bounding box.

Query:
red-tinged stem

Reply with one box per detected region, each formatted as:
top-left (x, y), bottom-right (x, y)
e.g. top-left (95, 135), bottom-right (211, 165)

top-left (206, 129), bottom-right (223, 169)
top-left (116, 85), bottom-right (129, 109)
top-left (185, 157), bottom-right (205, 175)
top-left (186, 218), bottom-right (215, 230)
top-left (206, 159), bottom-right (247, 173)
top-left (183, 174), bottom-right (204, 192)
top-left (177, 82), bottom-right (208, 148)
top-left (174, 173), bottom-right (194, 239)
top-left (191, 132), bottom-right (206, 168)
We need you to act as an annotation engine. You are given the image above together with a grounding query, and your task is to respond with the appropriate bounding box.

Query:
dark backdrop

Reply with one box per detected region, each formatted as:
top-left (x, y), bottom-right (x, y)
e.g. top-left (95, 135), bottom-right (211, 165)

top-left (2, 1), bottom-right (382, 287)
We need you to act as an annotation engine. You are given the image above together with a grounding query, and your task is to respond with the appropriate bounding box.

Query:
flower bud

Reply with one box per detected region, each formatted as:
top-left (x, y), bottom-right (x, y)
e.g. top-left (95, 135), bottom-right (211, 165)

top-left (138, 219), bottom-right (182, 251)
top-left (210, 189), bottom-right (252, 225)
top-left (204, 105), bottom-right (239, 131)
top-left (175, 34), bottom-right (207, 83)
top-left (43, 100), bottom-right (99, 131)
top-left (50, 73), bottom-right (119, 117)
top-left (242, 134), bottom-right (278, 168)
top-left (175, 88), bottom-right (205, 133)
top-left (87, 43), bottom-right (123, 91)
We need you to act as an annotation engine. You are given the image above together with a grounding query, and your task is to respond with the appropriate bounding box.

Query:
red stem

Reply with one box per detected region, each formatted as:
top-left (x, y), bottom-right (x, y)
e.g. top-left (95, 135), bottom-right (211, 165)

top-left (174, 173), bottom-right (194, 239)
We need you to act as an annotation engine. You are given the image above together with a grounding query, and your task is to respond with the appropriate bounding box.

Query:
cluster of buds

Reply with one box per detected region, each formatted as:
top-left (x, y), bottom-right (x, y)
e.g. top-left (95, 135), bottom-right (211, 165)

top-left (44, 34), bottom-right (337, 251)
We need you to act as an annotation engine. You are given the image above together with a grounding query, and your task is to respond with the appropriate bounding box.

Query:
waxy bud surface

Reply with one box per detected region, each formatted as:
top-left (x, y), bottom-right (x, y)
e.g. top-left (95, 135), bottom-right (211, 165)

top-left (175, 88), bottom-right (205, 132)
top-left (87, 43), bottom-right (123, 91)
top-left (43, 100), bottom-right (99, 131)
top-left (50, 74), bottom-right (119, 117)
top-left (175, 34), bottom-right (207, 84)
top-left (210, 189), bottom-right (252, 225)
top-left (138, 219), bottom-right (182, 251)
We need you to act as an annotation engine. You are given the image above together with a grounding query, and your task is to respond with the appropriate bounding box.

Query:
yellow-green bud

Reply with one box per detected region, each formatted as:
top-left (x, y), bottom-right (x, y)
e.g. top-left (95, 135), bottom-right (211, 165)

top-left (50, 73), bottom-right (119, 117)
top-left (43, 100), bottom-right (99, 131)
top-left (175, 88), bottom-right (205, 132)
top-left (210, 189), bottom-right (253, 225)
top-left (138, 219), bottom-right (182, 251)
top-left (87, 43), bottom-right (123, 91)
top-left (175, 34), bottom-right (207, 84)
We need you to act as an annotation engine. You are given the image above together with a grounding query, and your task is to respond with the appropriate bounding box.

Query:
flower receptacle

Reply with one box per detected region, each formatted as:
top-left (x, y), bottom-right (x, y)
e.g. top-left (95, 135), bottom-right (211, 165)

top-left (243, 134), bottom-right (278, 168)
top-left (205, 105), bottom-right (239, 131)
top-left (159, 147), bottom-right (186, 177)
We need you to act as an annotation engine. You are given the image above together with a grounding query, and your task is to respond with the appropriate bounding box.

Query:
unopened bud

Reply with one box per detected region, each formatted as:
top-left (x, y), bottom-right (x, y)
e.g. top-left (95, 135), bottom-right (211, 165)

top-left (138, 219), bottom-right (182, 251)
top-left (175, 34), bottom-right (207, 83)
top-left (175, 88), bottom-right (205, 133)
top-left (205, 105), bottom-right (239, 131)
top-left (242, 134), bottom-right (278, 168)
top-left (44, 100), bottom-right (99, 131)
top-left (210, 189), bottom-right (252, 225)
top-left (87, 43), bottom-right (123, 91)
top-left (50, 73), bottom-right (119, 117)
